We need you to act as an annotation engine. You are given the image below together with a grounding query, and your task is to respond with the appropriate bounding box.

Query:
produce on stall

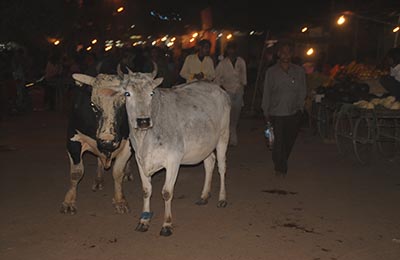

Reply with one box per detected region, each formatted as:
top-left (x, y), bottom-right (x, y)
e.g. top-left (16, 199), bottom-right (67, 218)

top-left (352, 96), bottom-right (400, 110)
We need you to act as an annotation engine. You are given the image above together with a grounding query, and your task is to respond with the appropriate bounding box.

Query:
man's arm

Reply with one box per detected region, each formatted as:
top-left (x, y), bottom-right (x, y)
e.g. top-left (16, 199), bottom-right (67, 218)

top-left (179, 56), bottom-right (192, 81)
top-left (214, 61), bottom-right (224, 86)
top-left (204, 57), bottom-right (215, 81)
top-left (298, 69), bottom-right (307, 111)
top-left (261, 69), bottom-right (272, 121)
top-left (239, 58), bottom-right (247, 86)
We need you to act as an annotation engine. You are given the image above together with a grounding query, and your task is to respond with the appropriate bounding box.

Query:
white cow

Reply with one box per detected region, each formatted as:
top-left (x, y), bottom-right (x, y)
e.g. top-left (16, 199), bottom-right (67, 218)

top-left (121, 69), bottom-right (230, 236)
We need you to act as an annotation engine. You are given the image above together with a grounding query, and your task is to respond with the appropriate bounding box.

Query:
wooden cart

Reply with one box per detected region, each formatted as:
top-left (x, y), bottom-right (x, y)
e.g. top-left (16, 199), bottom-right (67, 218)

top-left (335, 104), bottom-right (400, 164)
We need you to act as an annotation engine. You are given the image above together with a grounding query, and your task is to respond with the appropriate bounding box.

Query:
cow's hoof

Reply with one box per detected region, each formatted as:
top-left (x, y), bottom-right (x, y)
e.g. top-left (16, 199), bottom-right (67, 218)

top-left (92, 180), bottom-right (104, 192)
top-left (135, 223), bottom-right (149, 232)
top-left (217, 200), bottom-right (228, 208)
top-left (195, 198), bottom-right (208, 206)
top-left (60, 203), bottom-right (77, 215)
top-left (113, 201), bottom-right (130, 214)
top-left (160, 226), bottom-right (173, 237)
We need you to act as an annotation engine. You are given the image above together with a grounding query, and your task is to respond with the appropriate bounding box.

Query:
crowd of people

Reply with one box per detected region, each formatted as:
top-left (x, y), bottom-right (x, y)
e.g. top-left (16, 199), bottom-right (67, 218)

top-left (0, 40), bottom-right (249, 146)
top-left (2, 39), bottom-right (399, 178)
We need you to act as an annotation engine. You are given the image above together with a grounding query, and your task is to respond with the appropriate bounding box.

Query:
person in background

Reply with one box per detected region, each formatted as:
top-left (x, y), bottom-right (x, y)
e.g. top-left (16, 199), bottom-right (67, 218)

top-left (44, 52), bottom-right (62, 111)
top-left (150, 46), bottom-right (172, 87)
top-left (380, 47), bottom-right (400, 99)
top-left (11, 49), bottom-right (29, 112)
top-left (215, 42), bottom-right (247, 146)
top-left (261, 43), bottom-right (307, 177)
top-left (180, 39), bottom-right (215, 82)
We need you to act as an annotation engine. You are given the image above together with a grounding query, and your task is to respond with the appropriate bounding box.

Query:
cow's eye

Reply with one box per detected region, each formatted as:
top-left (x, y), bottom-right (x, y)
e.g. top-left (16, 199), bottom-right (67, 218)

top-left (124, 92), bottom-right (130, 97)
top-left (150, 91), bottom-right (155, 96)
top-left (90, 102), bottom-right (99, 112)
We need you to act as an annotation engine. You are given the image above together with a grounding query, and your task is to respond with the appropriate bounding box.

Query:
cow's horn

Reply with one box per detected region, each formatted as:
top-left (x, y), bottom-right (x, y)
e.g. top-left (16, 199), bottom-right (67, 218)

top-left (117, 64), bottom-right (124, 79)
top-left (151, 63), bottom-right (158, 79)
top-left (126, 66), bottom-right (134, 76)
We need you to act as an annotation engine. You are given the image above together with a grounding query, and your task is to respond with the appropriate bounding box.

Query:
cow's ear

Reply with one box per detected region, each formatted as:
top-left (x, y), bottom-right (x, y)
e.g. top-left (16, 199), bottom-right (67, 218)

top-left (72, 74), bottom-right (95, 87)
top-left (152, 77), bottom-right (163, 89)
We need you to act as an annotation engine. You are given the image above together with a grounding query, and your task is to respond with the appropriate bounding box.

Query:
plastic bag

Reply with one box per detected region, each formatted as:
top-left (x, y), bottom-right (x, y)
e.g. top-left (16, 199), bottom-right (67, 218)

top-left (264, 122), bottom-right (274, 150)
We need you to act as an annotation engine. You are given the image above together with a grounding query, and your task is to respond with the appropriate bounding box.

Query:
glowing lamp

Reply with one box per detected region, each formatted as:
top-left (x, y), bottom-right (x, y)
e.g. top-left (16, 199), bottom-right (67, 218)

top-left (337, 15), bottom-right (346, 25)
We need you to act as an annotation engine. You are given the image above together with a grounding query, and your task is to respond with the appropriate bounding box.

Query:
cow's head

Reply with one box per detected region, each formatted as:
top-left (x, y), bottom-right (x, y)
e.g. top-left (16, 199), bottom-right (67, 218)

top-left (122, 68), bottom-right (163, 130)
top-left (72, 73), bottom-right (127, 156)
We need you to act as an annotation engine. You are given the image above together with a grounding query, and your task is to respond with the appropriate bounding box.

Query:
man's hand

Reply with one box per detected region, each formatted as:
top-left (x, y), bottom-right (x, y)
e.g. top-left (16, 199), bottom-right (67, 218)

top-left (194, 72), bottom-right (204, 80)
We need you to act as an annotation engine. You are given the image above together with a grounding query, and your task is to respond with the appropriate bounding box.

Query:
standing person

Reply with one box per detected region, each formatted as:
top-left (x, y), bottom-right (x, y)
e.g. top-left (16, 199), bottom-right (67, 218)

top-left (150, 47), bottom-right (171, 87)
top-left (380, 47), bottom-right (400, 99)
top-left (44, 52), bottom-right (62, 111)
top-left (11, 49), bottom-right (28, 112)
top-left (261, 43), bottom-right (307, 176)
top-left (215, 42), bottom-right (247, 146)
top-left (180, 39), bottom-right (215, 82)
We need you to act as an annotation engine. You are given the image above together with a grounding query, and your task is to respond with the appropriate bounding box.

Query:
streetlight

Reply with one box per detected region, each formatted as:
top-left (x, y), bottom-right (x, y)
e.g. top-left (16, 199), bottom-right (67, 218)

top-left (189, 38), bottom-right (195, 43)
top-left (54, 40), bottom-right (60, 46)
top-left (86, 46), bottom-right (92, 51)
top-left (306, 48), bottom-right (314, 56)
top-left (105, 45), bottom-right (112, 51)
top-left (337, 15), bottom-right (346, 25)
top-left (161, 36), bottom-right (168, 42)
top-left (171, 37), bottom-right (176, 42)
top-left (301, 27), bottom-right (308, 33)
top-left (117, 7), bottom-right (124, 13)
top-left (91, 39), bottom-right (97, 44)
top-left (226, 33), bottom-right (233, 40)
top-left (393, 26), bottom-right (400, 33)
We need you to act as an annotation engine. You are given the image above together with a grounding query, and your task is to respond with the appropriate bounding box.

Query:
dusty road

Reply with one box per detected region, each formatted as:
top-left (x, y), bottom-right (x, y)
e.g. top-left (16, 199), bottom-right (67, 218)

top-left (1, 111), bottom-right (400, 260)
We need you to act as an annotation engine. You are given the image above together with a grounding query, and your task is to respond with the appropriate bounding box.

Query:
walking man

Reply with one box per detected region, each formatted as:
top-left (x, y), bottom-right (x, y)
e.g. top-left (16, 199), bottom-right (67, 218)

top-left (215, 42), bottom-right (247, 146)
top-left (180, 39), bottom-right (215, 82)
top-left (261, 43), bottom-right (307, 176)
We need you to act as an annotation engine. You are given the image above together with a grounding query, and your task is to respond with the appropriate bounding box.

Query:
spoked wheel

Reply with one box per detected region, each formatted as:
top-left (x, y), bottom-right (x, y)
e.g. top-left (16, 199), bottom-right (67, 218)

top-left (377, 118), bottom-right (397, 158)
top-left (317, 104), bottom-right (330, 140)
top-left (353, 117), bottom-right (374, 164)
top-left (335, 112), bottom-right (354, 156)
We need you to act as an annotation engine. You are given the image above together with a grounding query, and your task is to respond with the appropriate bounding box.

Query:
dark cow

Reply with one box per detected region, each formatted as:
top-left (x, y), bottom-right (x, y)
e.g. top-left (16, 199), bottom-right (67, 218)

top-left (61, 74), bottom-right (132, 215)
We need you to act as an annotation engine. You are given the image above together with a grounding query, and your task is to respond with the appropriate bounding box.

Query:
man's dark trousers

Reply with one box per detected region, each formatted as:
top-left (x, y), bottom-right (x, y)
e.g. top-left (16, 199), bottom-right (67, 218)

top-left (271, 111), bottom-right (302, 174)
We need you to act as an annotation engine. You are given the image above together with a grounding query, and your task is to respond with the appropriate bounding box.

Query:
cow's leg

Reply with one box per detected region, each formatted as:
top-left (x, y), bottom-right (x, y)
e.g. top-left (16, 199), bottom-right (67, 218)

top-left (160, 163), bottom-right (180, 236)
top-left (111, 142), bottom-right (131, 214)
top-left (196, 152), bottom-right (216, 205)
top-left (216, 131), bottom-right (229, 208)
top-left (92, 158), bottom-right (104, 191)
top-left (61, 151), bottom-right (84, 215)
top-left (135, 163), bottom-right (153, 232)
top-left (123, 158), bottom-right (134, 182)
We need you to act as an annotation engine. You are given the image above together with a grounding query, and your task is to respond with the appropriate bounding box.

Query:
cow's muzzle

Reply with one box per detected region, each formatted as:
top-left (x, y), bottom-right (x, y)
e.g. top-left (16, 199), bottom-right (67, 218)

top-left (97, 139), bottom-right (119, 154)
top-left (136, 118), bottom-right (152, 129)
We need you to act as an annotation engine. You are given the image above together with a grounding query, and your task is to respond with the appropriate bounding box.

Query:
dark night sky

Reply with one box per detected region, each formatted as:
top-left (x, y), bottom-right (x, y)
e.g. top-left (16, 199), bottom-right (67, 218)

top-left (144, 0), bottom-right (400, 33)
top-left (0, 0), bottom-right (399, 44)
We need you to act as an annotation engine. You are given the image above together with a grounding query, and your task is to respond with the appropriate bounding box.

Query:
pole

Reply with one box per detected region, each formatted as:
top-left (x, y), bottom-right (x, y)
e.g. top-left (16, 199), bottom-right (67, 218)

top-left (394, 15), bottom-right (400, 47)
top-left (352, 18), bottom-right (359, 61)
top-left (250, 30), bottom-right (270, 113)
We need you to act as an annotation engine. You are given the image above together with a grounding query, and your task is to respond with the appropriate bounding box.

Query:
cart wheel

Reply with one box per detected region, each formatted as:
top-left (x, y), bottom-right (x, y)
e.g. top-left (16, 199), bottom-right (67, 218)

top-left (335, 112), bottom-right (353, 156)
top-left (377, 118), bottom-right (397, 158)
top-left (396, 119), bottom-right (400, 152)
top-left (353, 117), bottom-right (374, 164)
top-left (317, 104), bottom-right (329, 140)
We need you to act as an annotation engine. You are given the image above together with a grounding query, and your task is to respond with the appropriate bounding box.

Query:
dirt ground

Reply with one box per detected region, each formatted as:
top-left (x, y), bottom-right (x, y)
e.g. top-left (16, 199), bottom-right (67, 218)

top-left (1, 111), bottom-right (400, 260)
